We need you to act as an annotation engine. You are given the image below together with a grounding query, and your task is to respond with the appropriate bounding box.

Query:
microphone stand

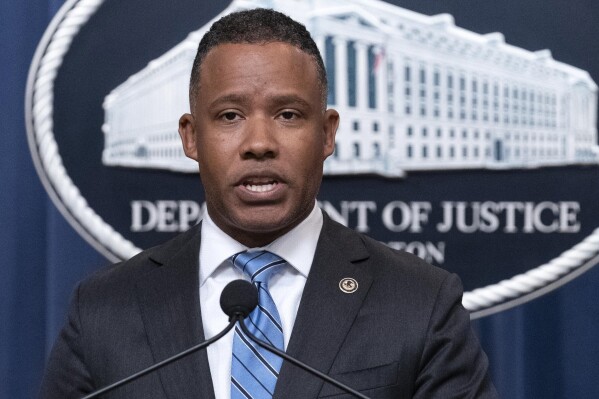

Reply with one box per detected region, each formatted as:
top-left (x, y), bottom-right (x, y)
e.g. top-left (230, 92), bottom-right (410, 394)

top-left (238, 321), bottom-right (370, 399)
top-left (81, 316), bottom-right (239, 399)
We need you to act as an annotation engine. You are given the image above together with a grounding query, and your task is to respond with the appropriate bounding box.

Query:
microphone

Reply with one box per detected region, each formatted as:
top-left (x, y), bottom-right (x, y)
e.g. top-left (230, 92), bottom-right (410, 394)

top-left (81, 280), bottom-right (257, 399)
top-left (220, 279), bottom-right (258, 319)
top-left (237, 301), bottom-right (369, 398)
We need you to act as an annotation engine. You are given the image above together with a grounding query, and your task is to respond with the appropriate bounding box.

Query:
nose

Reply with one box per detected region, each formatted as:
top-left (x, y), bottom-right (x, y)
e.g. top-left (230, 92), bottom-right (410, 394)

top-left (240, 116), bottom-right (278, 160)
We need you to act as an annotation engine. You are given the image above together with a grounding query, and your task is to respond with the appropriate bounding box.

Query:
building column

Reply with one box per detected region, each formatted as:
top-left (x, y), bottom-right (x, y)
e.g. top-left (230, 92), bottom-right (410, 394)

top-left (373, 44), bottom-right (388, 170)
top-left (333, 37), bottom-right (348, 108)
top-left (375, 44), bottom-right (387, 114)
top-left (355, 40), bottom-right (369, 110)
top-left (394, 54), bottom-right (404, 118)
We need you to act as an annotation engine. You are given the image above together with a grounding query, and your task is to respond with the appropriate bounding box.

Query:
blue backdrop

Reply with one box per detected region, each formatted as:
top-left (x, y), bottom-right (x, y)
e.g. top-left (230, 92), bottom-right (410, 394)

top-left (2, 1), bottom-right (599, 398)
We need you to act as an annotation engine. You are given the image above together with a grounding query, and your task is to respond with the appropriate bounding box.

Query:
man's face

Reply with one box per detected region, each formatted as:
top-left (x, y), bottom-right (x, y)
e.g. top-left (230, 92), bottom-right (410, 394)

top-left (179, 42), bottom-right (339, 247)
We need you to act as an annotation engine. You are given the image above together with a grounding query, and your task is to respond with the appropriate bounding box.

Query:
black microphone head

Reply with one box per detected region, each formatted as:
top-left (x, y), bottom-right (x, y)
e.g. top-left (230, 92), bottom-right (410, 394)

top-left (220, 280), bottom-right (258, 319)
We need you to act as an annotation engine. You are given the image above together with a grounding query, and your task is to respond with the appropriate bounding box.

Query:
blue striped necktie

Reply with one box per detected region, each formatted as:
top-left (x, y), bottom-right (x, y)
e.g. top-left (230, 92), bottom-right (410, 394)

top-left (230, 251), bottom-right (287, 399)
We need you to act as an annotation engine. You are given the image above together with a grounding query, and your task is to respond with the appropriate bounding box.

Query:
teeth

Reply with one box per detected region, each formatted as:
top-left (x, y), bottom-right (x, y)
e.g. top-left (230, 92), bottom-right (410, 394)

top-left (246, 183), bottom-right (276, 192)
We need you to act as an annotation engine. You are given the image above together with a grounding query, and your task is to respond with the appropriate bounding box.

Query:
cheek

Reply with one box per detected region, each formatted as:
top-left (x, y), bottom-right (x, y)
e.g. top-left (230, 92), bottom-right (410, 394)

top-left (197, 151), bottom-right (226, 190)
top-left (197, 136), bottom-right (233, 167)
top-left (291, 143), bottom-right (325, 187)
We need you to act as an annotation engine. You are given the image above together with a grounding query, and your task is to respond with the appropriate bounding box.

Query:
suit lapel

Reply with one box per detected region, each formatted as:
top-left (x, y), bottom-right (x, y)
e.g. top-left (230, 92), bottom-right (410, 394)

top-left (274, 215), bottom-right (373, 399)
top-left (134, 224), bottom-right (216, 399)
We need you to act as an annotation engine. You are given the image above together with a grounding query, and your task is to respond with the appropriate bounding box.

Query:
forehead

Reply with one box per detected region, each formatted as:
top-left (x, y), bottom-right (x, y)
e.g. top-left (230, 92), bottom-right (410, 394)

top-left (197, 42), bottom-right (320, 92)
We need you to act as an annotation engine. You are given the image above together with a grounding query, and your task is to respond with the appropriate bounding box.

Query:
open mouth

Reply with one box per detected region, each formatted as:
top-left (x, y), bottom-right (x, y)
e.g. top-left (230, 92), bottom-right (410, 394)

top-left (243, 180), bottom-right (278, 193)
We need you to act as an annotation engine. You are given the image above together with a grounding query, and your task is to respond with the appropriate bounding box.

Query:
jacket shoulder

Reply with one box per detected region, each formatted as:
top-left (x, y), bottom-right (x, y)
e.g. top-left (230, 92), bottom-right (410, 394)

top-left (78, 224), bottom-right (201, 294)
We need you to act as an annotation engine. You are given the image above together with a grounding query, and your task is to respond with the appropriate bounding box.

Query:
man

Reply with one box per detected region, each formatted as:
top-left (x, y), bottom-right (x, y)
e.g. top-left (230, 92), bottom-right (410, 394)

top-left (40, 8), bottom-right (498, 399)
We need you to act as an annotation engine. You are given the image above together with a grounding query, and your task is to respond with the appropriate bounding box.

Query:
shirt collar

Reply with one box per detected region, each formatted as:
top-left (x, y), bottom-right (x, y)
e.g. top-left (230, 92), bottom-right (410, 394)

top-left (199, 202), bottom-right (323, 286)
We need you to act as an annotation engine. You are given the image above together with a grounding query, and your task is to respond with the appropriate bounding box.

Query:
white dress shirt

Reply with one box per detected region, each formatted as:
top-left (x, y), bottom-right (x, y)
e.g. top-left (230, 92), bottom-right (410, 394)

top-left (199, 203), bottom-right (323, 399)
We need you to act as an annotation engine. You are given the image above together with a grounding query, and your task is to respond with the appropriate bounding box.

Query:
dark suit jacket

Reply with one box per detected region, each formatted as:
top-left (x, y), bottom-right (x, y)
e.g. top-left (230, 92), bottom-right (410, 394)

top-left (40, 213), bottom-right (498, 398)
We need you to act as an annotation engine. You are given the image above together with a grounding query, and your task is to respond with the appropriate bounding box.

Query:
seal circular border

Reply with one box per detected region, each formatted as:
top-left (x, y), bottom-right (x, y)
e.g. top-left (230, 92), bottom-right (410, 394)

top-left (25, 0), bottom-right (599, 318)
top-left (339, 278), bottom-right (359, 294)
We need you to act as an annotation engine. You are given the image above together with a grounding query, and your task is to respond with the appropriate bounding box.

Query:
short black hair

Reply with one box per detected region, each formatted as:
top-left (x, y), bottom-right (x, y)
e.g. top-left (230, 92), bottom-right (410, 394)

top-left (189, 8), bottom-right (328, 110)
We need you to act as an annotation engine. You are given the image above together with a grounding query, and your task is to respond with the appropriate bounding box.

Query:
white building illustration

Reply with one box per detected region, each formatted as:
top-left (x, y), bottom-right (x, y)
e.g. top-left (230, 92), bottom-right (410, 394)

top-left (102, 0), bottom-right (599, 176)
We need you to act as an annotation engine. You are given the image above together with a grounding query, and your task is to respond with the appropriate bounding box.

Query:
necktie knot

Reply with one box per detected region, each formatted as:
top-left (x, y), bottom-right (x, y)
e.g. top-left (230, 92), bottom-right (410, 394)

top-left (231, 250), bottom-right (287, 286)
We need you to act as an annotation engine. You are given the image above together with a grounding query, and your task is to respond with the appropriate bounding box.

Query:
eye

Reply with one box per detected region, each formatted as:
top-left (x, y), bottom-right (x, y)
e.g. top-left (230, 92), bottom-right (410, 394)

top-left (280, 111), bottom-right (298, 120)
top-left (222, 112), bottom-right (239, 121)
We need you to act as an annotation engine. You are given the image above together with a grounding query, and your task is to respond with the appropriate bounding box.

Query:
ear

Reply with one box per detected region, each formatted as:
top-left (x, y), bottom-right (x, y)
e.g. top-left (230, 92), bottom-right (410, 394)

top-left (178, 113), bottom-right (199, 161)
top-left (322, 108), bottom-right (340, 159)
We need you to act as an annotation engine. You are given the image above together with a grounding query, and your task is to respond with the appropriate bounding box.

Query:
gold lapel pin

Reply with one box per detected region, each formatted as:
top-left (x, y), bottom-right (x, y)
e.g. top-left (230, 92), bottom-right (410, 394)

top-left (339, 278), bottom-right (358, 293)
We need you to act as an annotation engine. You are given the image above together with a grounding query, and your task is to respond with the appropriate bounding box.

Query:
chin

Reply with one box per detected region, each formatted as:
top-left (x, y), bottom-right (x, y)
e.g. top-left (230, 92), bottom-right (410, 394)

top-left (237, 218), bottom-right (289, 234)
top-left (233, 213), bottom-right (295, 237)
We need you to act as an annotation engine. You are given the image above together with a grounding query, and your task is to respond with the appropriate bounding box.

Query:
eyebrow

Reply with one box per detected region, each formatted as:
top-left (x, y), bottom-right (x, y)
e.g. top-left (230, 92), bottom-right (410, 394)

top-left (208, 94), bottom-right (252, 110)
top-left (208, 93), bottom-right (312, 110)
top-left (267, 94), bottom-right (311, 110)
